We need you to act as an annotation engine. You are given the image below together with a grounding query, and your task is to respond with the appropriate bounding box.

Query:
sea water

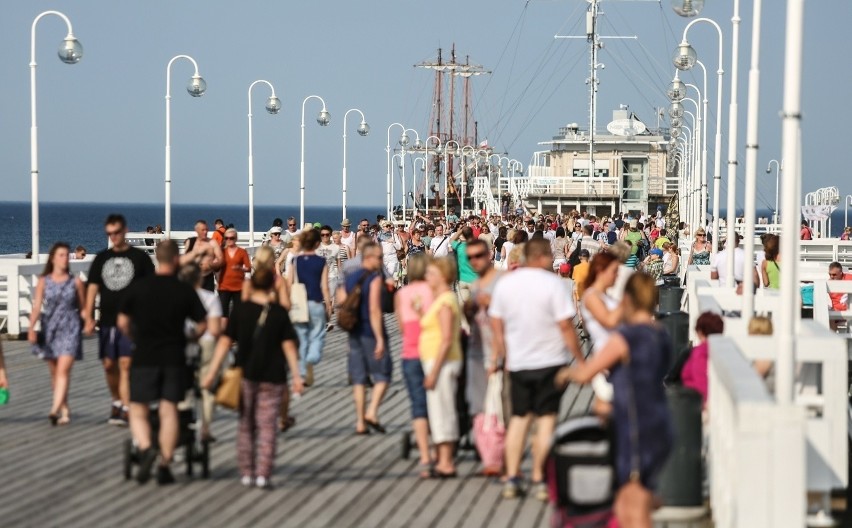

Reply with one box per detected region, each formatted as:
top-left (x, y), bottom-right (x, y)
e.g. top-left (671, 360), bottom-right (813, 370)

top-left (0, 202), bottom-right (385, 255)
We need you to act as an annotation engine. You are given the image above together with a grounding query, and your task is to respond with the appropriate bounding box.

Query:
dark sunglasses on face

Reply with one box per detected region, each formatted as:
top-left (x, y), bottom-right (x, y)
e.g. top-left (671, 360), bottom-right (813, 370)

top-left (224, 236), bottom-right (236, 240)
top-left (466, 252), bottom-right (489, 260)
top-left (288, 223), bottom-right (296, 227)
top-left (321, 233), bottom-right (331, 237)
top-left (106, 229), bottom-right (123, 236)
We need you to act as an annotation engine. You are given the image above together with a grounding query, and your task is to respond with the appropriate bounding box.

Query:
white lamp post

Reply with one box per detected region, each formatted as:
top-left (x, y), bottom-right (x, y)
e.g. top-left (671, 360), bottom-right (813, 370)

top-left (673, 17), bottom-right (727, 261)
top-left (424, 135), bottom-right (442, 214)
top-left (460, 146), bottom-right (475, 215)
top-left (766, 159), bottom-right (782, 225)
top-left (165, 55), bottom-right (206, 238)
top-left (30, 11), bottom-right (83, 262)
top-left (247, 80), bottom-right (281, 246)
top-left (300, 95), bottom-right (330, 227)
top-left (341, 108), bottom-right (369, 221)
top-left (400, 129), bottom-right (421, 222)
top-left (386, 123), bottom-right (406, 219)
top-left (443, 141), bottom-right (461, 217)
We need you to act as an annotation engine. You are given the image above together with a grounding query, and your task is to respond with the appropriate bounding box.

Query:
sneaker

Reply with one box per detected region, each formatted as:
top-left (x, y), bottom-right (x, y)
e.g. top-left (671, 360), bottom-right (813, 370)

top-left (240, 475), bottom-right (253, 487)
top-left (107, 403), bottom-right (122, 425)
top-left (136, 448), bottom-right (158, 485)
top-left (502, 477), bottom-right (523, 499)
top-left (156, 465), bottom-right (176, 485)
top-left (532, 481), bottom-right (549, 502)
top-left (116, 407), bottom-right (129, 427)
top-left (255, 476), bottom-right (273, 490)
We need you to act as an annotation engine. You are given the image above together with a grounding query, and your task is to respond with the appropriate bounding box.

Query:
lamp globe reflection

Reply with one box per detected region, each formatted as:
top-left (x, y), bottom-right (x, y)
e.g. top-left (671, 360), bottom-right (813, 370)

top-left (673, 42), bottom-right (697, 71)
top-left (414, 138), bottom-right (423, 150)
top-left (357, 121), bottom-right (370, 137)
top-left (58, 36), bottom-right (83, 64)
top-left (667, 78), bottom-right (687, 102)
top-left (671, 0), bottom-right (704, 17)
top-left (317, 109), bottom-right (330, 126)
top-left (265, 95), bottom-right (282, 114)
top-left (187, 74), bottom-right (207, 97)
top-left (399, 133), bottom-right (410, 147)
top-left (669, 102), bottom-right (684, 118)
top-left (670, 127), bottom-right (681, 139)
top-left (670, 116), bottom-right (682, 128)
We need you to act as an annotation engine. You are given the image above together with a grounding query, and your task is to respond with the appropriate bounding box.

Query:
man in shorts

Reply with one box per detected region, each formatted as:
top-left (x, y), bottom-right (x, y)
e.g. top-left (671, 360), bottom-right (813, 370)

top-left (84, 214), bottom-right (155, 426)
top-left (489, 238), bottom-right (583, 501)
top-left (118, 240), bottom-right (207, 485)
top-left (180, 220), bottom-right (223, 292)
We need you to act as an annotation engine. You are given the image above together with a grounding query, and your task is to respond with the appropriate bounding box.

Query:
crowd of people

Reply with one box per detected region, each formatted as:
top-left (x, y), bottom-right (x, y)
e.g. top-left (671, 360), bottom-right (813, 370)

top-left (9, 206), bottom-right (735, 525)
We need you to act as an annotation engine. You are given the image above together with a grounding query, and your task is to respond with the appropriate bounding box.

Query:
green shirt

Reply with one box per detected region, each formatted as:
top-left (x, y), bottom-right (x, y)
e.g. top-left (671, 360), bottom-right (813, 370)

top-left (626, 230), bottom-right (642, 255)
top-left (654, 236), bottom-right (671, 249)
top-left (451, 240), bottom-right (477, 283)
top-left (765, 260), bottom-right (780, 289)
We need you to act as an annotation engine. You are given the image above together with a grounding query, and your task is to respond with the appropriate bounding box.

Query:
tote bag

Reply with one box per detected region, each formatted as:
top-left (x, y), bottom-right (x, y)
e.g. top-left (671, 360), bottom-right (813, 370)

top-left (289, 259), bottom-right (310, 323)
top-left (473, 373), bottom-right (506, 471)
top-left (215, 367), bottom-right (243, 410)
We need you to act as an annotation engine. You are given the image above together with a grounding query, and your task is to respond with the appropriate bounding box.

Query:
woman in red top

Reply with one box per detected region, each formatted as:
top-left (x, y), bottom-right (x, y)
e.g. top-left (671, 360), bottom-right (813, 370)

top-left (218, 228), bottom-right (251, 326)
top-left (679, 312), bottom-right (724, 406)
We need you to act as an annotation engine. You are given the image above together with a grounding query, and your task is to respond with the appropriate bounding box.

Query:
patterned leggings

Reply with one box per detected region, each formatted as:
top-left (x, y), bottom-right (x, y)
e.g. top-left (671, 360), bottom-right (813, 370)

top-left (238, 380), bottom-right (285, 479)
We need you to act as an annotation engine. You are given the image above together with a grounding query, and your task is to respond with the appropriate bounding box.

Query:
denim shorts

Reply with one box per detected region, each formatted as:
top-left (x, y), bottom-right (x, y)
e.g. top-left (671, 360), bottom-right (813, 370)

top-left (402, 359), bottom-right (428, 420)
top-left (98, 326), bottom-right (133, 361)
top-left (348, 333), bottom-right (392, 385)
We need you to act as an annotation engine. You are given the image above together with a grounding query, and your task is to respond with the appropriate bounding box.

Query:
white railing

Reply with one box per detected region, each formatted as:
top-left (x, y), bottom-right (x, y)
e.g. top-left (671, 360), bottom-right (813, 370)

top-left (0, 259), bottom-right (93, 335)
top-left (527, 176), bottom-right (620, 197)
top-left (122, 231), bottom-right (267, 254)
top-left (708, 335), bottom-right (807, 528)
top-left (685, 259), bottom-right (849, 526)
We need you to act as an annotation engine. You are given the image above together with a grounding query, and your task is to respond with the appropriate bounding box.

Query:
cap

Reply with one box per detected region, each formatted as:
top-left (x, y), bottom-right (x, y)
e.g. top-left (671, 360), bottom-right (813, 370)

top-left (341, 218), bottom-right (352, 227)
top-left (650, 248), bottom-right (664, 257)
top-left (579, 249), bottom-right (591, 258)
top-left (559, 262), bottom-right (570, 274)
top-left (269, 226), bottom-right (283, 234)
top-left (313, 222), bottom-right (322, 229)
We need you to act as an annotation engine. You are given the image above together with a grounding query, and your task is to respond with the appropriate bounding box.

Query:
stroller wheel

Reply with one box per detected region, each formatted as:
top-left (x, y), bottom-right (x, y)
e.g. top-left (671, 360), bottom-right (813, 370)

top-left (201, 440), bottom-right (210, 479)
top-left (123, 439), bottom-right (133, 480)
top-left (400, 431), bottom-right (412, 460)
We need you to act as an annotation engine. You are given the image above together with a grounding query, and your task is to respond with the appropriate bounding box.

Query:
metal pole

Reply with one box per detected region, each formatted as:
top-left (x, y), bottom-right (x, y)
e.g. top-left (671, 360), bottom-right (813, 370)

top-left (341, 109), bottom-right (366, 222)
top-left (165, 55), bottom-right (202, 239)
top-left (777, 0), bottom-right (805, 407)
top-left (300, 95), bottom-right (328, 228)
top-left (386, 123), bottom-right (405, 220)
top-left (247, 80), bottom-right (276, 246)
top-left (741, 0), bottom-right (764, 319)
top-left (725, 0), bottom-right (742, 287)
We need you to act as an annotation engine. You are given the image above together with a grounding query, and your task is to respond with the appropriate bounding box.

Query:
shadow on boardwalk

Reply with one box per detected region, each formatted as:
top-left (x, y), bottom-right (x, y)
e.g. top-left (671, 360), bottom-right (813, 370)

top-left (0, 321), bottom-right (593, 528)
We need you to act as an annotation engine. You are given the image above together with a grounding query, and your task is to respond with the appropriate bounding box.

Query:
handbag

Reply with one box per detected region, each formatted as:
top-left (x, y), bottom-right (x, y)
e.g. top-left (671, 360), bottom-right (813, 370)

top-left (394, 234), bottom-right (406, 262)
top-left (214, 366), bottom-right (243, 410)
top-left (473, 373), bottom-right (506, 471)
top-left (289, 258), bottom-right (310, 324)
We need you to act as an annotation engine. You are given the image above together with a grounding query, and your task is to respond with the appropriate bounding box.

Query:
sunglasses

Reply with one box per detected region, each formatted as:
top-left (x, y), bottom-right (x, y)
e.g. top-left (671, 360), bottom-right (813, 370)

top-left (106, 229), bottom-right (123, 236)
top-left (271, 232), bottom-right (281, 236)
top-left (224, 236), bottom-right (236, 241)
top-left (321, 233), bottom-right (331, 237)
top-left (288, 223), bottom-right (296, 227)
top-left (466, 252), bottom-right (489, 260)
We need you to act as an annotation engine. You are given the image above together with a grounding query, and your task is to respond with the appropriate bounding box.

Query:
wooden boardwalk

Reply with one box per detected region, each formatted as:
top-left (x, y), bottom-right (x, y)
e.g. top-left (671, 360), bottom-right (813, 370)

top-left (0, 320), bottom-right (593, 528)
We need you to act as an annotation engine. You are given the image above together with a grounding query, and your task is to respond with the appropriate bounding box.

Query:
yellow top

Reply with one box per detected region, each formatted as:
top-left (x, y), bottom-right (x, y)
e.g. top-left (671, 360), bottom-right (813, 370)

top-left (418, 291), bottom-right (462, 362)
top-left (572, 261), bottom-right (590, 300)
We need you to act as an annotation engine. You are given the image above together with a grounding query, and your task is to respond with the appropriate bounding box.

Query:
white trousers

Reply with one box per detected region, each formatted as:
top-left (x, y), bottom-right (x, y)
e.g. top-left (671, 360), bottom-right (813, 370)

top-left (421, 359), bottom-right (462, 444)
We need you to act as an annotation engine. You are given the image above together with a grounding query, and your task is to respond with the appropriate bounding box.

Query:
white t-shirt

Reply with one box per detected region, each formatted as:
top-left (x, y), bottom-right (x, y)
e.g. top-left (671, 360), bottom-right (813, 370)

top-left (430, 235), bottom-right (451, 257)
top-left (711, 246), bottom-right (746, 286)
top-left (489, 267), bottom-right (577, 371)
top-left (339, 231), bottom-right (356, 252)
top-left (196, 287), bottom-right (222, 341)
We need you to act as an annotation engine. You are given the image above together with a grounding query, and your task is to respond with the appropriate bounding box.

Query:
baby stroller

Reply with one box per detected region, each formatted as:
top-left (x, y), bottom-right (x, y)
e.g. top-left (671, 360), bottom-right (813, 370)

top-left (546, 416), bottom-right (614, 528)
top-left (123, 356), bottom-right (211, 480)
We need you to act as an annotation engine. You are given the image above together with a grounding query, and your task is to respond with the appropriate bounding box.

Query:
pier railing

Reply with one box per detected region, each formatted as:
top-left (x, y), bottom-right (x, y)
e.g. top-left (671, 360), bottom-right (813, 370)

top-left (685, 261), bottom-right (849, 526)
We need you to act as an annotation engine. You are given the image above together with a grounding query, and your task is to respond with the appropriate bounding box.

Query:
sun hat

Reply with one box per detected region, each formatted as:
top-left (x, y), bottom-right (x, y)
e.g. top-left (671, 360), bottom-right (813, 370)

top-left (341, 218), bottom-right (352, 227)
top-left (269, 226), bottom-right (283, 234)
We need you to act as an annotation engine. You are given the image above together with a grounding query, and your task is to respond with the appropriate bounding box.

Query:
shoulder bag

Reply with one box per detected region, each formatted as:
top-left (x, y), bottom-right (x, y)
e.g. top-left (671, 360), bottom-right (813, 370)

top-left (289, 258), bottom-right (310, 323)
top-left (337, 271), bottom-right (371, 332)
top-left (394, 233), bottom-right (406, 262)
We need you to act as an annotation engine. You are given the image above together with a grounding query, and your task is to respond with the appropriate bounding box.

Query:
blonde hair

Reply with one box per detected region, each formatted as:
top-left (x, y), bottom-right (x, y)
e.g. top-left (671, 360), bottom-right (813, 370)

top-left (507, 243), bottom-right (525, 268)
top-left (429, 257), bottom-right (457, 285)
top-left (253, 246), bottom-right (275, 271)
top-left (748, 316), bottom-right (773, 336)
top-left (407, 253), bottom-right (429, 281)
top-left (506, 228), bottom-right (516, 243)
top-left (225, 227), bottom-right (238, 238)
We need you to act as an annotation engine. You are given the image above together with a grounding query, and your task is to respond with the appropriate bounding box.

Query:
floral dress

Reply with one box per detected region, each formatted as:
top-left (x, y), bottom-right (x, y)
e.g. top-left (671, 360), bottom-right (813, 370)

top-left (32, 276), bottom-right (82, 360)
top-left (691, 244), bottom-right (711, 265)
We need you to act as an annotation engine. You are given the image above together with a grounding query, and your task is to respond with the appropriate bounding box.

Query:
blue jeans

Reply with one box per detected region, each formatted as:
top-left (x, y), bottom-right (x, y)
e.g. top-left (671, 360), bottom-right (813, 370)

top-left (295, 300), bottom-right (328, 376)
top-left (402, 359), bottom-right (428, 420)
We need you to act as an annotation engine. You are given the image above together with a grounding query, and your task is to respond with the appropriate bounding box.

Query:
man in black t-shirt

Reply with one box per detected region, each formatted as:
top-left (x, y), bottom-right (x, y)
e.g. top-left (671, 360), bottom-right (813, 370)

top-left (85, 214), bottom-right (156, 426)
top-left (118, 239), bottom-right (206, 485)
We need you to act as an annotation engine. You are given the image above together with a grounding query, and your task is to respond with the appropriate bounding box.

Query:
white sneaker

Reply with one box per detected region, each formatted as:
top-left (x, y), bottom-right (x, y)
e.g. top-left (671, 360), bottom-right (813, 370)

top-left (255, 476), bottom-right (273, 489)
top-left (240, 475), bottom-right (253, 487)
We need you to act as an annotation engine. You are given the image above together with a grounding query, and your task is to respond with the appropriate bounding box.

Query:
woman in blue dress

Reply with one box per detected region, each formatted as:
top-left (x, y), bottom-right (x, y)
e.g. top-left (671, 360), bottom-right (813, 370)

top-left (28, 242), bottom-right (85, 425)
top-left (557, 272), bottom-right (673, 526)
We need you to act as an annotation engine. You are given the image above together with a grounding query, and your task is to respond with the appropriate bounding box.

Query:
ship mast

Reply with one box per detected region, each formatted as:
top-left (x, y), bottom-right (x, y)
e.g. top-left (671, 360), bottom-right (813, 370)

top-left (415, 45), bottom-right (490, 209)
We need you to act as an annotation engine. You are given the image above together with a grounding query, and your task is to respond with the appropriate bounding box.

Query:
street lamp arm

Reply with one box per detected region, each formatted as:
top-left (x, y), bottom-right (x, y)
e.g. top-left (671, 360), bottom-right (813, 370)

top-left (682, 18), bottom-right (724, 78)
top-left (248, 80), bottom-right (276, 102)
top-left (31, 11), bottom-right (75, 63)
top-left (344, 108), bottom-right (366, 128)
top-left (386, 122), bottom-right (406, 151)
top-left (166, 55), bottom-right (201, 97)
top-left (301, 94), bottom-right (328, 124)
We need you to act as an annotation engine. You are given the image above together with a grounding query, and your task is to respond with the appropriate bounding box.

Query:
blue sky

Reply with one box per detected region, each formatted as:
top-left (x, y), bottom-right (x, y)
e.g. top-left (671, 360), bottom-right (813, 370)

top-left (0, 1), bottom-right (848, 211)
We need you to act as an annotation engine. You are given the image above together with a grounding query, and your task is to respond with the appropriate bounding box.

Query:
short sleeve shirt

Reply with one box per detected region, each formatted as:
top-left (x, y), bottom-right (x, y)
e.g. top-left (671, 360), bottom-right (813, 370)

top-left (227, 302), bottom-right (298, 383)
top-left (88, 246), bottom-right (155, 326)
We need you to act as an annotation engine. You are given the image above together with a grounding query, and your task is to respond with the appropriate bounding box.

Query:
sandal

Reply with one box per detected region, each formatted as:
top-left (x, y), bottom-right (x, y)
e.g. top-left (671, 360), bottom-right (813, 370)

top-left (417, 463), bottom-right (433, 479)
top-left (427, 468), bottom-right (458, 479)
top-left (279, 416), bottom-right (296, 432)
top-left (365, 419), bottom-right (386, 434)
top-left (58, 415), bottom-right (71, 426)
